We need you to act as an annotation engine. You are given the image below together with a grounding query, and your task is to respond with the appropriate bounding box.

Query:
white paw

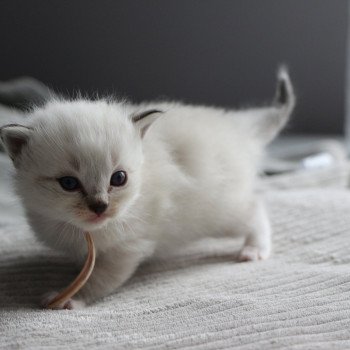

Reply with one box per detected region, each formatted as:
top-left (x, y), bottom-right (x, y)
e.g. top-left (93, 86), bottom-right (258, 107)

top-left (41, 291), bottom-right (86, 310)
top-left (238, 245), bottom-right (270, 262)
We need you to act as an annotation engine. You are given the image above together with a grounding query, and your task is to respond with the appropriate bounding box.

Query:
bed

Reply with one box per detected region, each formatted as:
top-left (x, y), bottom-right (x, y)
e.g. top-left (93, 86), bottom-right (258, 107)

top-left (1, 104), bottom-right (350, 349)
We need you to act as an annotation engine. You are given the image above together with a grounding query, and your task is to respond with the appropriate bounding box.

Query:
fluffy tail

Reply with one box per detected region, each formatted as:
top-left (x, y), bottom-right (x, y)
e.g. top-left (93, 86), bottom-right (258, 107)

top-left (251, 66), bottom-right (295, 145)
top-left (274, 65), bottom-right (295, 114)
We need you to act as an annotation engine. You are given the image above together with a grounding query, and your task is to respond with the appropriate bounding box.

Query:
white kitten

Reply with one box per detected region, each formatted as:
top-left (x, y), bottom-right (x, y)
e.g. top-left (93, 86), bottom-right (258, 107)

top-left (0, 68), bottom-right (295, 309)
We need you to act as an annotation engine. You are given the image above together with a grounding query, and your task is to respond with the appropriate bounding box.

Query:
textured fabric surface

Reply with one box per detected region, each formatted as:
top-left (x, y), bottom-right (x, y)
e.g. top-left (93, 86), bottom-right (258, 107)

top-left (1, 151), bottom-right (350, 349)
top-left (261, 162), bottom-right (350, 190)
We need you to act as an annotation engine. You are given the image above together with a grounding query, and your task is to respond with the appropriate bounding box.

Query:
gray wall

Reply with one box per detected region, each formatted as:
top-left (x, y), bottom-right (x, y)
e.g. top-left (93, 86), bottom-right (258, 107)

top-left (0, 0), bottom-right (348, 134)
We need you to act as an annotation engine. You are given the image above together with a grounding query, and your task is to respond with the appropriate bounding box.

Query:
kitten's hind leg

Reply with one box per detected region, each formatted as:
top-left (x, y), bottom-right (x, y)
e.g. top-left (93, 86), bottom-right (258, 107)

top-left (238, 199), bottom-right (271, 262)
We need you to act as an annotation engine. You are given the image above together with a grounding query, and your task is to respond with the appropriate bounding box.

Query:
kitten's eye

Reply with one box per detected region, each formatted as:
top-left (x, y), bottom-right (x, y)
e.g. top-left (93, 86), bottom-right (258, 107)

top-left (110, 171), bottom-right (127, 187)
top-left (58, 176), bottom-right (80, 191)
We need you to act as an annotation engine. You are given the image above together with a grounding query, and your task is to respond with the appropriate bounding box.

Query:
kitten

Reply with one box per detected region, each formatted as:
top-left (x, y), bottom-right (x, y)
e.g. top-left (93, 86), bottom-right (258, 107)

top-left (0, 68), bottom-right (295, 309)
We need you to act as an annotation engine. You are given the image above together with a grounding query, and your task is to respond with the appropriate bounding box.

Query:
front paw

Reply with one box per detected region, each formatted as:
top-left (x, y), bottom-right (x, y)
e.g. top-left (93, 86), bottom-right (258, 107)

top-left (238, 245), bottom-right (270, 262)
top-left (41, 291), bottom-right (86, 310)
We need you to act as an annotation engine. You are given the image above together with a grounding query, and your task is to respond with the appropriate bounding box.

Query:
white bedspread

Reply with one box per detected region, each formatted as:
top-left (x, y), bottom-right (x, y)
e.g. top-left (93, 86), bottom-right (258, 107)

top-left (1, 127), bottom-right (350, 348)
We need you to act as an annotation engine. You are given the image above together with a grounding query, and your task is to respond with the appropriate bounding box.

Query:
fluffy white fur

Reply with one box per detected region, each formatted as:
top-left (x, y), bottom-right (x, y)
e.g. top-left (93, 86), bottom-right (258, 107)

top-left (0, 68), bottom-right (295, 309)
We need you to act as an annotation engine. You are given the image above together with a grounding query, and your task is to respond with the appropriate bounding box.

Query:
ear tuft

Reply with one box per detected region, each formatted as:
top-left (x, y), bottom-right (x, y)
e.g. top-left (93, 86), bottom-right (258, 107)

top-left (132, 109), bottom-right (163, 137)
top-left (0, 124), bottom-right (32, 161)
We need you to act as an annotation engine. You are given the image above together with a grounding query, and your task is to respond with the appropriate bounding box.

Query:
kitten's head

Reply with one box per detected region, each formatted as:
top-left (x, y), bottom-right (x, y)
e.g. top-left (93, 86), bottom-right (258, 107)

top-left (0, 99), bottom-right (161, 231)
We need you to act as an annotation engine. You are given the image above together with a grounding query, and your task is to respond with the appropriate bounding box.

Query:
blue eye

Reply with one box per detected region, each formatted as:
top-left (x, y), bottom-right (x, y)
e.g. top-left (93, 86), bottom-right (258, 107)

top-left (58, 176), bottom-right (80, 191)
top-left (110, 171), bottom-right (127, 187)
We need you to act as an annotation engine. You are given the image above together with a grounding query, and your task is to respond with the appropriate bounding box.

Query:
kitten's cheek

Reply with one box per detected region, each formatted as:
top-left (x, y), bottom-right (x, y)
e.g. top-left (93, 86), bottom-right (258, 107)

top-left (107, 205), bottom-right (119, 218)
top-left (73, 209), bottom-right (88, 220)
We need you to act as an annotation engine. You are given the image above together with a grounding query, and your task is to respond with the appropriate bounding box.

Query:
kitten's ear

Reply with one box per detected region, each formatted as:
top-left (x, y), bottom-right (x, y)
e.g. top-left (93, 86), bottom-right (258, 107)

top-left (132, 109), bottom-right (163, 137)
top-left (0, 124), bottom-right (32, 161)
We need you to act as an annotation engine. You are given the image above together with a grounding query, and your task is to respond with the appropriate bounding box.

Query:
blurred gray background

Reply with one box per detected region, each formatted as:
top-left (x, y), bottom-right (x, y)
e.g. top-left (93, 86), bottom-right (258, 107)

top-left (0, 0), bottom-right (348, 134)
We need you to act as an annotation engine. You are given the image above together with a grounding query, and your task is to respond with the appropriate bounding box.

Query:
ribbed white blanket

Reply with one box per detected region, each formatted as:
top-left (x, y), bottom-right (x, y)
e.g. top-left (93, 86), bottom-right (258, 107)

top-left (1, 151), bottom-right (350, 349)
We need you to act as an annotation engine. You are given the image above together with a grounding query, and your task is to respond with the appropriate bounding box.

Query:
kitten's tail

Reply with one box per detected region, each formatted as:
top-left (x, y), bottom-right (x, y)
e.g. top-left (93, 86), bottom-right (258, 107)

top-left (252, 66), bottom-right (296, 145)
top-left (274, 65), bottom-right (295, 115)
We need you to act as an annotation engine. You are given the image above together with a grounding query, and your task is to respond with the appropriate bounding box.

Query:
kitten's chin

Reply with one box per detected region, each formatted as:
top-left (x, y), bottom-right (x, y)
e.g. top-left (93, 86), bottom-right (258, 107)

top-left (74, 216), bottom-right (113, 231)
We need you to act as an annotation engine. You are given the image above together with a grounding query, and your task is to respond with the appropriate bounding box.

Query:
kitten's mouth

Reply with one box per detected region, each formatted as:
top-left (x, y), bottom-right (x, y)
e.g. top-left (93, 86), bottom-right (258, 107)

top-left (86, 214), bottom-right (108, 224)
top-left (74, 208), bottom-right (118, 229)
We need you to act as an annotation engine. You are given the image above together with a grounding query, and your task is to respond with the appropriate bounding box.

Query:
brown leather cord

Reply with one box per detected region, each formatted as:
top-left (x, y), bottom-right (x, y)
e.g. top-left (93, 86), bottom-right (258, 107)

top-left (47, 232), bottom-right (96, 309)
